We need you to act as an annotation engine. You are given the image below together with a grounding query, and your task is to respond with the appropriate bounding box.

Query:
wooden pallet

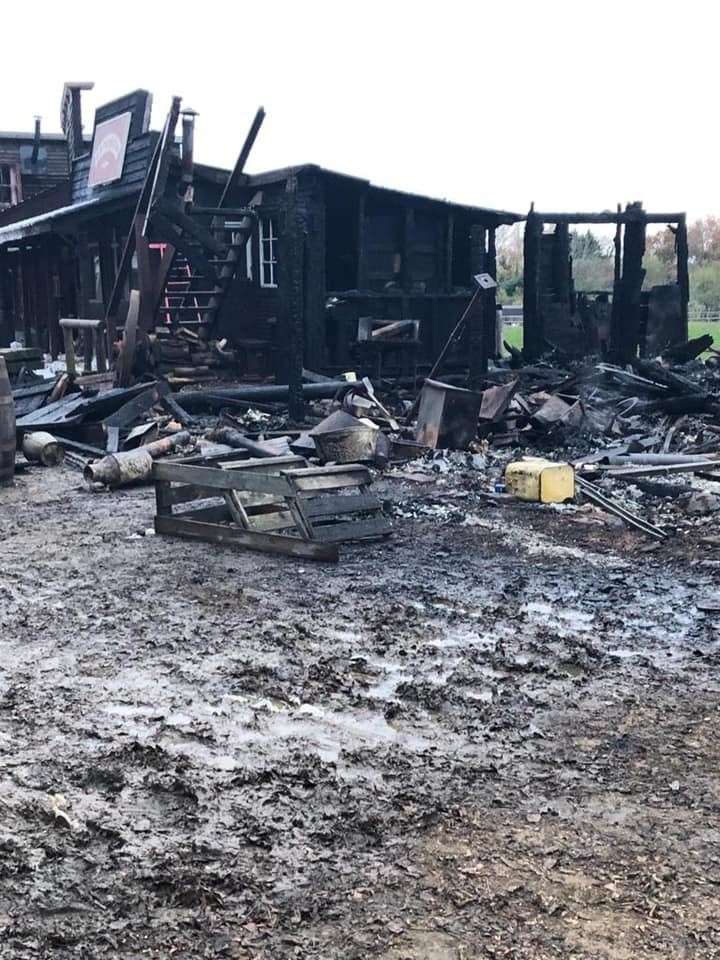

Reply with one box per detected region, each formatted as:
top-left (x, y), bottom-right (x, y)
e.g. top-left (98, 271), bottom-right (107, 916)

top-left (153, 455), bottom-right (391, 561)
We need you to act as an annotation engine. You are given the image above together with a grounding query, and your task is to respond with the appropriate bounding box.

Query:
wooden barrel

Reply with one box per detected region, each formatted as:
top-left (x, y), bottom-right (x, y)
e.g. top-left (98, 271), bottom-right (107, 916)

top-left (0, 357), bottom-right (16, 485)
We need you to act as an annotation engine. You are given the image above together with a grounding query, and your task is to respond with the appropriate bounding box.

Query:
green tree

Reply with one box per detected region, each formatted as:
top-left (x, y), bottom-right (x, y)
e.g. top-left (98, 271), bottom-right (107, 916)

top-left (570, 229), bottom-right (611, 260)
top-left (647, 227), bottom-right (676, 265)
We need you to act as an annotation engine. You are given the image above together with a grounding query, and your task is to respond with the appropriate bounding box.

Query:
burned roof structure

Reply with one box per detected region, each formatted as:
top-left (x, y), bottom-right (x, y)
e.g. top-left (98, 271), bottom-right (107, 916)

top-left (0, 83), bottom-right (521, 395)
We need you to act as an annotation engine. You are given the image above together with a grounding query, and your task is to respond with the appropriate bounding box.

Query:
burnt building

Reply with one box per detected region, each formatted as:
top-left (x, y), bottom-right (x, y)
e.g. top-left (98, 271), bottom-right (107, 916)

top-left (0, 83), bottom-right (520, 382)
top-left (224, 165), bottom-right (520, 378)
top-left (0, 87), bottom-right (228, 355)
top-left (0, 123), bottom-right (82, 209)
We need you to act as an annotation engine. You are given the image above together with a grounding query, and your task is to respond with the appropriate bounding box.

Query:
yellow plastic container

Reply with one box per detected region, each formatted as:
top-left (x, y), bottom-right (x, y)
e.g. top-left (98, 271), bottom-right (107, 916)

top-left (505, 458), bottom-right (575, 503)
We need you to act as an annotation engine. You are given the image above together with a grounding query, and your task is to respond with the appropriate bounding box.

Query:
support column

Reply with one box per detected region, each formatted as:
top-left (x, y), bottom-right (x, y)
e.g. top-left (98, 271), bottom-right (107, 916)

top-left (613, 203), bottom-right (622, 285)
top-left (444, 213), bottom-right (455, 293)
top-left (356, 192), bottom-right (368, 290)
top-left (485, 226), bottom-right (498, 360)
top-left (610, 202), bottom-right (646, 363)
top-left (20, 248), bottom-right (32, 347)
top-left (676, 214), bottom-right (689, 336)
top-left (522, 210), bottom-right (542, 360)
top-left (468, 224), bottom-right (486, 389)
top-left (282, 173), bottom-right (305, 422)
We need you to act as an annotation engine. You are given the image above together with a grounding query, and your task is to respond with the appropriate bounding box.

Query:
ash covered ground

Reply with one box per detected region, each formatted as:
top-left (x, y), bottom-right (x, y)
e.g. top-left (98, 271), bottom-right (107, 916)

top-left (1, 463), bottom-right (720, 959)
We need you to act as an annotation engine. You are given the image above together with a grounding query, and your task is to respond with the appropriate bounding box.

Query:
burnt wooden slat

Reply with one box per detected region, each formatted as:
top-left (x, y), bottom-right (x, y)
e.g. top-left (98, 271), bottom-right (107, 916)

top-left (302, 492), bottom-right (381, 518)
top-left (220, 455), bottom-right (306, 473)
top-left (283, 464), bottom-right (370, 478)
top-left (166, 482), bottom-right (215, 505)
top-left (247, 510), bottom-right (295, 533)
top-left (177, 503), bottom-right (231, 522)
top-left (154, 513), bottom-right (338, 561)
top-left (310, 516), bottom-right (391, 543)
top-left (292, 472), bottom-right (370, 492)
top-left (154, 461), bottom-right (293, 496)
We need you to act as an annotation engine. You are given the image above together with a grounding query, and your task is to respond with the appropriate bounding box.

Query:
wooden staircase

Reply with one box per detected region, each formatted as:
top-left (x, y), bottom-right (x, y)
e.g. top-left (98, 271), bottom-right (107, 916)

top-left (150, 198), bottom-right (258, 335)
top-left (107, 98), bottom-right (266, 385)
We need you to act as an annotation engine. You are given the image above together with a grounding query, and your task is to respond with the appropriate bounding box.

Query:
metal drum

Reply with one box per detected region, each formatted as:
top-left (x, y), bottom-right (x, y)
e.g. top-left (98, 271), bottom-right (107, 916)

top-left (0, 357), bottom-right (16, 485)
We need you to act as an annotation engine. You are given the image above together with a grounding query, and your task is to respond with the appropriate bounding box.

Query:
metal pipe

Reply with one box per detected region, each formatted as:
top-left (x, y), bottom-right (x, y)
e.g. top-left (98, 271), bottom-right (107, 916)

top-left (208, 426), bottom-right (276, 458)
top-left (576, 477), bottom-right (668, 541)
top-left (179, 381), bottom-right (353, 411)
top-left (600, 453), bottom-right (720, 466)
top-left (60, 318), bottom-right (106, 330)
top-left (83, 430), bottom-right (191, 488)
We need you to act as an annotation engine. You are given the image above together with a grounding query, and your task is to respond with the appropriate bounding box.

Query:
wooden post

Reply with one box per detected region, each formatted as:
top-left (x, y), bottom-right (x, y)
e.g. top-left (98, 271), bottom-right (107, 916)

top-left (283, 174), bottom-right (305, 422)
top-left (20, 248), bottom-right (32, 347)
top-left (356, 192), bottom-right (368, 290)
top-left (485, 226), bottom-right (498, 361)
top-left (610, 202), bottom-right (646, 363)
top-left (676, 214), bottom-right (689, 336)
top-left (522, 211), bottom-right (542, 360)
top-left (48, 243), bottom-right (63, 359)
top-left (468, 225), bottom-right (486, 388)
top-left (98, 227), bottom-right (117, 356)
top-left (613, 203), bottom-right (622, 285)
top-left (63, 324), bottom-right (76, 378)
top-left (401, 207), bottom-right (414, 290)
top-left (0, 251), bottom-right (9, 345)
top-left (553, 222), bottom-right (570, 302)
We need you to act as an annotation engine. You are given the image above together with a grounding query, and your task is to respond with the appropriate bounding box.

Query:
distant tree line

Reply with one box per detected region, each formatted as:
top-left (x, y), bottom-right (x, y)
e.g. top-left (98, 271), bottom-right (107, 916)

top-left (495, 217), bottom-right (720, 313)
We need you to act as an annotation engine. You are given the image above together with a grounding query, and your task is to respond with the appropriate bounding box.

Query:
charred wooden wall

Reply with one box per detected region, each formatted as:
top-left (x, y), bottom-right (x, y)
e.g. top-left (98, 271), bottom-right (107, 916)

top-left (217, 169), bottom-right (505, 377)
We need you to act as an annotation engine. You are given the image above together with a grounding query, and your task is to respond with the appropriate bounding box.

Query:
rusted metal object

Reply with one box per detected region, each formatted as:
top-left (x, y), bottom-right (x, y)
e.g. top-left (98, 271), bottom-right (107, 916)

top-left (22, 432), bottom-right (65, 466)
top-left (312, 424), bottom-right (379, 464)
top-left (84, 430), bottom-right (191, 488)
top-left (415, 379), bottom-right (482, 450)
top-left (0, 357), bottom-right (16, 486)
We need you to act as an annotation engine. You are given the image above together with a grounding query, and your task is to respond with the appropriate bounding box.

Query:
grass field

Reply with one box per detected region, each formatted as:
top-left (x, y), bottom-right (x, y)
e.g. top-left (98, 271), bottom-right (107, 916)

top-left (501, 320), bottom-right (718, 353)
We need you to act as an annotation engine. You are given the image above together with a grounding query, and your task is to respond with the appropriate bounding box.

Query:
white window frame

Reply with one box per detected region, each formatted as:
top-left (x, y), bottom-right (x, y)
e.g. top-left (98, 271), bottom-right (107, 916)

top-left (0, 165), bottom-right (21, 208)
top-left (259, 217), bottom-right (278, 288)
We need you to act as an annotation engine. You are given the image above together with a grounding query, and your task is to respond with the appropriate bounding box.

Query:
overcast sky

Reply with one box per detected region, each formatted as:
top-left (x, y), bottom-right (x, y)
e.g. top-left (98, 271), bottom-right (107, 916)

top-left (2, 0), bottom-right (713, 220)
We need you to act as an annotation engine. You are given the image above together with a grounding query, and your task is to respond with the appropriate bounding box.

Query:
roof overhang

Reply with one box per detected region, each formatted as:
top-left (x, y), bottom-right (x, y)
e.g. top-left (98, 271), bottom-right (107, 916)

top-left (0, 186), bottom-right (139, 246)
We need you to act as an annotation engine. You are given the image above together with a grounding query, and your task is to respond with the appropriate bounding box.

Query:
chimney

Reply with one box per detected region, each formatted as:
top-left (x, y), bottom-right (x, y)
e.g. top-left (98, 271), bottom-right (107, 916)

top-left (60, 82), bottom-right (95, 161)
top-left (31, 116), bottom-right (41, 165)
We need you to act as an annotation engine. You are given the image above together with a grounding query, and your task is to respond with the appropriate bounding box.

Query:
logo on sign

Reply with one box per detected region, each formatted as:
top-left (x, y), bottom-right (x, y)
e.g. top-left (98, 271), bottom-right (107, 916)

top-left (88, 112), bottom-right (132, 187)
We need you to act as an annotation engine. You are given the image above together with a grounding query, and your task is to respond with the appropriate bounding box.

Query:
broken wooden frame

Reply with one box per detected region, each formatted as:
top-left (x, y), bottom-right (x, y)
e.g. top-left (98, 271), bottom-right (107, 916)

top-left (60, 317), bottom-right (108, 378)
top-left (523, 204), bottom-right (689, 364)
top-left (153, 455), bottom-right (392, 561)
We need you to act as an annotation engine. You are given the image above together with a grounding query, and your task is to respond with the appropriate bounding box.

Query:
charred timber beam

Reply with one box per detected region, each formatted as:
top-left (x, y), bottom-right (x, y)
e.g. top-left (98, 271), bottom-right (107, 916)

top-left (218, 106), bottom-right (266, 208)
top-left (676, 214), bottom-right (690, 332)
top-left (522, 211), bottom-right (543, 360)
top-left (532, 212), bottom-right (686, 225)
top-left (282, 174), bottom-right (305, 421)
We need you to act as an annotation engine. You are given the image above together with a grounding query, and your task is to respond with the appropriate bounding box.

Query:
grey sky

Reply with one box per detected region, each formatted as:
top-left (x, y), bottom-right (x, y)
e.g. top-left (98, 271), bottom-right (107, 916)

top-left (3, 0), bottom-right (713, 220)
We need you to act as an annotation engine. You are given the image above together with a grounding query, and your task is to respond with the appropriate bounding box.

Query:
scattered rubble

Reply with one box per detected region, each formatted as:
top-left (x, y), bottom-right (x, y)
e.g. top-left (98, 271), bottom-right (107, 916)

top-left (4, 324), bottom-right (720, 554)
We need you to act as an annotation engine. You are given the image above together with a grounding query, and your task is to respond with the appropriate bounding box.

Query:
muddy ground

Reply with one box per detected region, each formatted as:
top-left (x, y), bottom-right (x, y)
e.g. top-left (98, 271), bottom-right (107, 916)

top-left (1, 462), bottom-right (720, 959)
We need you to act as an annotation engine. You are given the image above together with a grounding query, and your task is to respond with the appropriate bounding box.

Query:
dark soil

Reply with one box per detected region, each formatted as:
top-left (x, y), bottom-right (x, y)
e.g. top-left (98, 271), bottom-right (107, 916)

top-left (1, 464), bottom-right (719, 959)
